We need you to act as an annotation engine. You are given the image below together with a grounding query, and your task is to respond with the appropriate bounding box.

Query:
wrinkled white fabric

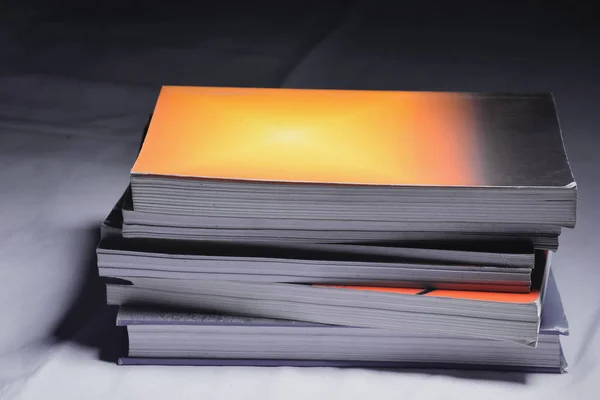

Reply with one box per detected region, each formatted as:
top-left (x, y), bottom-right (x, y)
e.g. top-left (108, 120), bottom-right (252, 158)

top-left (0, 1), bottom-right (599, 399)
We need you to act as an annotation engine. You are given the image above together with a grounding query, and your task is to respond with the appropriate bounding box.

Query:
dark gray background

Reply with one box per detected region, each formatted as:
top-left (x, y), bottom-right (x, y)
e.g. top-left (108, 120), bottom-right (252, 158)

top-left (0, 1), bottom-right (598, 398)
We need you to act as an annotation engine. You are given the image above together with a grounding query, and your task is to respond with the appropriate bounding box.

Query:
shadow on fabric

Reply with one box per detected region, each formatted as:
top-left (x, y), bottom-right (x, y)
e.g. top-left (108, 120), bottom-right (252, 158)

top-left (386, 368), bottom-right (527, 384)
top-left (51, 225), bottom-right (124, 363)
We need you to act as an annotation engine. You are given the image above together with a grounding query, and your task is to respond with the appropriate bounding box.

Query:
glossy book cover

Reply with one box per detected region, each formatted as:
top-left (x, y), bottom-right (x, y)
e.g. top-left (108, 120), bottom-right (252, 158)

top-left (132, 86), bottom-right (575, 188)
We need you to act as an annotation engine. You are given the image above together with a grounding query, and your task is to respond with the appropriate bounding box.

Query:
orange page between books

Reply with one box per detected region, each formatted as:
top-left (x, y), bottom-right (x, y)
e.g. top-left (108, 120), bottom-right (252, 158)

top-left (313, 285), bottom-right (540, 304)
top-left (132, 86), bottom-right (483, 186)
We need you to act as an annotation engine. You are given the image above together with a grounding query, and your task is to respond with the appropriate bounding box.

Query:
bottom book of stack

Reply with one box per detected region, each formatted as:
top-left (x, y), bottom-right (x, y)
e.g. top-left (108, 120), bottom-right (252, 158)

top-left (116, 269), bottom-right (568, 372)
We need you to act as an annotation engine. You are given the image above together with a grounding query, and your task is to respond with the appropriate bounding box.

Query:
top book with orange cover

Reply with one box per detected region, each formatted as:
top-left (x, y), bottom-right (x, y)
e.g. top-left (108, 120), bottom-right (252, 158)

top-left (132, 86), bottom-right (575, 188)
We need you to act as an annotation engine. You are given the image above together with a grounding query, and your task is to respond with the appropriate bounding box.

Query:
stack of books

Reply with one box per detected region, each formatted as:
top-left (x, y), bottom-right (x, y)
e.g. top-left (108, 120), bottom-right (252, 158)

top-left (98, 86), bottom-right (576, 372)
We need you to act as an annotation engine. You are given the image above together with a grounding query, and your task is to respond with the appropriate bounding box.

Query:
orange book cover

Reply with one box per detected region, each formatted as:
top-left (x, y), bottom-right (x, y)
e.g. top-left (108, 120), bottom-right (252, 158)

top-left (132, 86), bottom-right (484, 186)
top-left (313, 285), bottom-right (541, 304)
top-left (315, 250), bottom-right (551, 304)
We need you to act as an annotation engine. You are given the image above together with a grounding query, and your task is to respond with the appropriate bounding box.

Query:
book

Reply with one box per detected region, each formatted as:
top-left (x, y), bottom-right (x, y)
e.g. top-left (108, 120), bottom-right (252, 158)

top-left (121, 188), bottom-right (561, 250)
top-left (99, 193), bottom-right (539, 292)
top-left (116, 269), bottom-right (567, 372)
top-left (105, 249), bottom-right (552, 346)
top-left (129, 87), bottom-right (576, 235)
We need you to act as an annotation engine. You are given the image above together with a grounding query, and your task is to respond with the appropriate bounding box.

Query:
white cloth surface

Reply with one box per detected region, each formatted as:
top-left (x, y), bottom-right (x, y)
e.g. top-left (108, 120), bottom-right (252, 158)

top-left (0, 1), bottom-right (599, 399)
